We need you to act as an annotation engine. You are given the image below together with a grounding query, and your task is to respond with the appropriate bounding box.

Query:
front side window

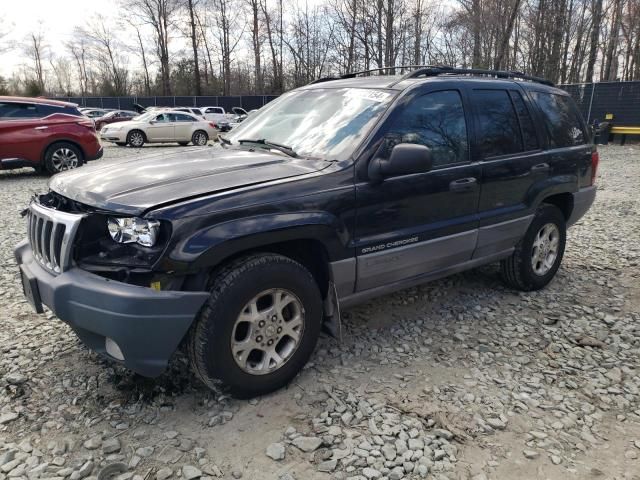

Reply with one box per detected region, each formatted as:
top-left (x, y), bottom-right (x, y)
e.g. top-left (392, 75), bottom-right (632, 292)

top-left (379, 90), bottom-right (469, 168)
top-left (226, 88), bottom-right (395, 161)
top-left (0, 102), bottom-right (39, 119)
top-left (154, 114), bottom-right (171, 123)
top-left (473, 89), bottom-right (522, 158)
top-left (531, 92), bottom-right (587, 148)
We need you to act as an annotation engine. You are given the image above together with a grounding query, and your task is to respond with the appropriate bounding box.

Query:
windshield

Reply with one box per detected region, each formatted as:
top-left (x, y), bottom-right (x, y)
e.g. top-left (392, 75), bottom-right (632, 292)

top-left (135, 111), bottom-right (156, 122)
top-left (225, 88), bottom-right (395, 160)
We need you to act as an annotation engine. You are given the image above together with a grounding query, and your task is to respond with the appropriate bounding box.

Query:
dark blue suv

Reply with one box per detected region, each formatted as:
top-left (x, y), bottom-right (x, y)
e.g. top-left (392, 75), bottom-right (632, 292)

top-left (15, 67), bottom-right (597, 397)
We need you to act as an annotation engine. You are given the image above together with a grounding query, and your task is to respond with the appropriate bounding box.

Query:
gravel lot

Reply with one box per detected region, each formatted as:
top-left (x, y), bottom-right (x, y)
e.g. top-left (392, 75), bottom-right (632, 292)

top-left (1, 144), bottom-right (639, 480)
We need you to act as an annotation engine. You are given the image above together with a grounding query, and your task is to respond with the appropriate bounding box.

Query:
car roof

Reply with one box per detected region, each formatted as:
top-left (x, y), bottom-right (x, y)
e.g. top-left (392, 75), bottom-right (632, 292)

top-left (0, 96), bottom-right (78, 108)
top-left (300, 74), bottom-right (566, 95)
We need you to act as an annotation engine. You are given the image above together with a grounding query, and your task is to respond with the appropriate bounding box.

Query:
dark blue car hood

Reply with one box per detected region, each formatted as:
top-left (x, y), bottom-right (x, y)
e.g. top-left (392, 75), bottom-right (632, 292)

top-left (49, 147), bottom-right (328, 215)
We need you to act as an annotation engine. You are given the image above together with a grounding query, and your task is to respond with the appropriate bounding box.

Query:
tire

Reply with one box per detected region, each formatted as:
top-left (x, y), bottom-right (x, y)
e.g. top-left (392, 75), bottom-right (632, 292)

top-left (188, 253), bottom-right (323, 398)
top-left (191, 130), bottom-right (208, 146)
top-left (501, 204), bottom-right (567, 291)
top-left (44, 142), bottom-right (83, 175)
top-left (178, 142), bottom-right (189, 146)
top-left (126, 130), bottom-right (146, 147)
top-left (115, 142), bottom-right (127, 147)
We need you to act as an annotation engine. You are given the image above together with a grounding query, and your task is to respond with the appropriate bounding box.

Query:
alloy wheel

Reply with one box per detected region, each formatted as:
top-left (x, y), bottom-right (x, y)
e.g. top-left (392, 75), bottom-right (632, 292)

top-left (230, 288), bottom-right (305, 375)
top-left (531, 223), bottom-right (560, 276)
top-left (51, 148), bottom-right (79, 172)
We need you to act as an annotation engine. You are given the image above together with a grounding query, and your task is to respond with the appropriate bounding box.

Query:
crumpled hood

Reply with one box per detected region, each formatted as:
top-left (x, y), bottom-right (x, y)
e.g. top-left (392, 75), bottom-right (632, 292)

top-left (49, 147), bottom-right (327, 215)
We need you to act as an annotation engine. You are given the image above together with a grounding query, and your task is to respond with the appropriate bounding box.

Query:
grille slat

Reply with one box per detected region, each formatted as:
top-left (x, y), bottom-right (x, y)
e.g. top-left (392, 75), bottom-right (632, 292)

top-left (27, 201), bottom-right (85, 275)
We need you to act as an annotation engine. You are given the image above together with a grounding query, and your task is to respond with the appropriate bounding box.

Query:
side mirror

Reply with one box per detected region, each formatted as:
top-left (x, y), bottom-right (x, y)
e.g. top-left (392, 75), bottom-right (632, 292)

top-left (368, 143), bottom-right (433, 181)
top-left (149, 120), bottom-right (156, 124)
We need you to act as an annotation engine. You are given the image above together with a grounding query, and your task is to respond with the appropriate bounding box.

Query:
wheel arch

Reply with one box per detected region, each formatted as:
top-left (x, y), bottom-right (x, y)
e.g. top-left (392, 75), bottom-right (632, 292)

top-left (41, 139), bottom-right (86, 162)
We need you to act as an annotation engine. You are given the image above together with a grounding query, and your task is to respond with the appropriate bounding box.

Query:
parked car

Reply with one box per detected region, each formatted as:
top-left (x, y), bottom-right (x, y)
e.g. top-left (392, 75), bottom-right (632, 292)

top-left (0, 96), bottom-right (102, 174)
top-left (94, 110), bottom-right (138, 131)
top-left (15, 66), bottom-right (597, 397)
top-left (172, 107), bottom-right (204, 118)
top-left (201, 106), bottom-right (232, 131)
top-left (79, 108), bottom-right (110, 119)
top-left (99, 110), bottom-right (218, 146)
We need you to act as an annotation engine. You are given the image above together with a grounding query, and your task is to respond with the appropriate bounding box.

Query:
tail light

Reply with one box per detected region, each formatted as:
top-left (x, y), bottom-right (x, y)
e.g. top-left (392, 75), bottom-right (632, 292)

top-left (590, 150), bottom-right (599, 185)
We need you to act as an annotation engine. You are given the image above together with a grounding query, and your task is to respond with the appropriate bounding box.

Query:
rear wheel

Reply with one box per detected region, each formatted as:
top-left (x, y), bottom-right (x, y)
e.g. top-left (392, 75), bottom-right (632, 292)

top-left (126, 130), bottom-right (146, 148)
top-left (44, 142), bottom-right (83, 175)
top-left (191, 130), bottom-right (208, 146)
top-left (501, 204), bottom-right (567, 291)
top-left (188, 253), bottom-right (323, 398)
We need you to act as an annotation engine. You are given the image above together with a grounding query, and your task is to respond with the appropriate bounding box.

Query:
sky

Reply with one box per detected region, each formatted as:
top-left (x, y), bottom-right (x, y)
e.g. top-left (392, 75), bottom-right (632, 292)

top-left (0, 0), bottom-right (116, 76)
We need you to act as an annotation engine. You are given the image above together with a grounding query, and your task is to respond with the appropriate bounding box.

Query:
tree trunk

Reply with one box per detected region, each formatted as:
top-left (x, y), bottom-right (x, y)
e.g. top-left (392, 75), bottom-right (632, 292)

top-left (585, 0), bottom-right (603, 82)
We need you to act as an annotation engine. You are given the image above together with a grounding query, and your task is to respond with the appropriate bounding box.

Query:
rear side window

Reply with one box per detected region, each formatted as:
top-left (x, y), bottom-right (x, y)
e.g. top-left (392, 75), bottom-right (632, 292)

top-left (0, 102), bottom-right (40, 119)
top-left (382, 90), bottom-right (469, 167)
top-left (510, 91), bottom-right (539, 151)
top-left (531, 92), bottom-right (586, 147)
top-left (472, 90), bottom-right (522, 158)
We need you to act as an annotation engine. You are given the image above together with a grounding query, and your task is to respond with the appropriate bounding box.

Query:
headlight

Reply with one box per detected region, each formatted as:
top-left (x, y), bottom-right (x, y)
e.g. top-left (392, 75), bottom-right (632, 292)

top-left (107, 217), bottom-right (160, 247)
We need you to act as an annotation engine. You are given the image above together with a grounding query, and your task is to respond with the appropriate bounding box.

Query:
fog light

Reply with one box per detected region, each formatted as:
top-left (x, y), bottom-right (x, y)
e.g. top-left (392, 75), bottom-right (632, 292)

top-left (105, 337), bottom-right (124, 361)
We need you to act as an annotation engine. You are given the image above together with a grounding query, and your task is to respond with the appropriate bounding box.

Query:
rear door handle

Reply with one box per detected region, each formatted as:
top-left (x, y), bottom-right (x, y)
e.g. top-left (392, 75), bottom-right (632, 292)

top-left (531, 162), bottom-right (550, 172)
top-left (34, 126), bottom-right (48, 130)
top-left (449, 177), bottom-right (477, 192)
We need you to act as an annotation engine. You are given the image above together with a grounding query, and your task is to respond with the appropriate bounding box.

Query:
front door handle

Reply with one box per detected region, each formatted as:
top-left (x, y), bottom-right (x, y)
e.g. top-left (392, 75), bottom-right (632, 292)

top-left (531, 162), bottom-right (550, 173)
top-left (449, 177), bottom-right (477, 192)
top-left (34, 126), bottom-right (48, 130)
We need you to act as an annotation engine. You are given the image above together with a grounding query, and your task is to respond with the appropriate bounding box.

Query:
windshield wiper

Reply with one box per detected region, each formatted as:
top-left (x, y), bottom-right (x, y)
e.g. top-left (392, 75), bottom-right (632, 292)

top-left (237, 138), bottom-right (298, 158)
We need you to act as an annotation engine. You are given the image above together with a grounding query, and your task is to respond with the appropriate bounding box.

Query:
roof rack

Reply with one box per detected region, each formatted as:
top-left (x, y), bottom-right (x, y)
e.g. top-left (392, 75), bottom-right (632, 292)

top-left (391, 66), bottom-right (554, 86)
top-left (308, 65), bottom-right (553, 87)
top-left (307, 65), bottom-right (443, 85)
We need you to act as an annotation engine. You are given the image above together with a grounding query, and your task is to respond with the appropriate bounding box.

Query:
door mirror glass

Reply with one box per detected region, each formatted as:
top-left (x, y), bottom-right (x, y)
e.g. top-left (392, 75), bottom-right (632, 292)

top-left (369, 143), bottom-right (433, 181)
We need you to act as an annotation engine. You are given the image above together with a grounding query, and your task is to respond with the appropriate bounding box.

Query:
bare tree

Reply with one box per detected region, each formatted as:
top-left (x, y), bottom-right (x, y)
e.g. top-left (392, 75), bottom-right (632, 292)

top-left (129, 0), bottom-right (179, 95)
top-left (23, 30), bottom-right (48, 93)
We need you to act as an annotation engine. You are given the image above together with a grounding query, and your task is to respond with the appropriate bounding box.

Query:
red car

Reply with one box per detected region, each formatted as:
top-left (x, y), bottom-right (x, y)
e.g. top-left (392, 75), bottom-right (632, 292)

top-left (94, 110), bottom-right (139, 132)
top-left (0, 96), bottom-right (103, 174)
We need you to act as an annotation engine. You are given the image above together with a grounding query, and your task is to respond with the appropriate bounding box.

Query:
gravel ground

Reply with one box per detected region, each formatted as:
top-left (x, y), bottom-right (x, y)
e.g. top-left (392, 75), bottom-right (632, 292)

top-left (1, 144), bottom-right (639, 480)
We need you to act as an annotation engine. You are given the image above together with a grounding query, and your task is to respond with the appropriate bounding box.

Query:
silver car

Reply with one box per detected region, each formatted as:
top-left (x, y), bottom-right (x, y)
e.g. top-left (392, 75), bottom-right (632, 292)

top-left (100, 110), bottom-right (219, 147)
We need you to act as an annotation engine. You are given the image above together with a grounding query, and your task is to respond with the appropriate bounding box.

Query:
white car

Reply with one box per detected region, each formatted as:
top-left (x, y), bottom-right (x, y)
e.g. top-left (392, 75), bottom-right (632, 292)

top-left (201, 106), bottom-right (232, 131)
top-left (100, 110), bottom-right (219, 147)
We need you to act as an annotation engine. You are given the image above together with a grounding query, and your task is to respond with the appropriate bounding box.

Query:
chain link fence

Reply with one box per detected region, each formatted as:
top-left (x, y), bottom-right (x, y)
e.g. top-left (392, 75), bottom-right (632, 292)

top-left (54, 81), bottom-right (640, 127)
top-left (561, 81), bottom-right (640, 126)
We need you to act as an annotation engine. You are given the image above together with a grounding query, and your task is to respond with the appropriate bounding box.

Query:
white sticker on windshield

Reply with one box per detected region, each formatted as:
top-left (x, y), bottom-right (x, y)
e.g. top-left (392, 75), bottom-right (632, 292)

top-left (345, 89), bottom-right (392, 102)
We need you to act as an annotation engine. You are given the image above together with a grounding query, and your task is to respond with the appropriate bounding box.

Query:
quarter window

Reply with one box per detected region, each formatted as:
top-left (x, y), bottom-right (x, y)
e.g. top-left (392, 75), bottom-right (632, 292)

top-left (473, 90), bottom-right (522, 158)
top-left (531, 92), bottom-right (586, 147)
top-left (381, 90), bottom-right (468, 167)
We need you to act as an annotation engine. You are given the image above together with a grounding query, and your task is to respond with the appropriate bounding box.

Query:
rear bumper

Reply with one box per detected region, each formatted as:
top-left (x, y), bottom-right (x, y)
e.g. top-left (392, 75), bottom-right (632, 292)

top-left (14, 240), bottom-right (209, 377)
top-left (568, 186), bottom-right (597, 226)
top-left (87, 146), bottom-right (103, 161)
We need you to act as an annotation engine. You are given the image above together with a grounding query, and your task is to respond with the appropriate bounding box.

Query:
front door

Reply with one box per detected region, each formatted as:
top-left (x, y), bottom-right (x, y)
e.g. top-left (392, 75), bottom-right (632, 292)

top-left (146, 113), bottom-right (175, 141)
top-left (354, 86), bottom-right (481, 292)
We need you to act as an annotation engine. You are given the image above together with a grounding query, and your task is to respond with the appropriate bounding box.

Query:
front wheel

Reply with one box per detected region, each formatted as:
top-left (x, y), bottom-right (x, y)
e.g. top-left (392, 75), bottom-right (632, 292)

top-left (501, 204), bottom-right (567, 291)
top-left (126, 130), bottom-right (146, 148)
top-left (188, 253), bottom-right (323, 398)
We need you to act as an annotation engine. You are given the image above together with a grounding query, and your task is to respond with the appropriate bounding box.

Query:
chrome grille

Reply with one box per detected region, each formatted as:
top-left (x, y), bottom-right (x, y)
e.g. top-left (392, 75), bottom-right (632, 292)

top-left (27, 201), bottom-right (85, 274)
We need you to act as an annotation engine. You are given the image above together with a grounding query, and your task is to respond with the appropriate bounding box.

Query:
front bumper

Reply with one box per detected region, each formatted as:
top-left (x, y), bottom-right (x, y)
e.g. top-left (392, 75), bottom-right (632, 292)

top-left (14, 240), bottom-right (209, 377)
top-left (100, 129), bottom-right (127, 143)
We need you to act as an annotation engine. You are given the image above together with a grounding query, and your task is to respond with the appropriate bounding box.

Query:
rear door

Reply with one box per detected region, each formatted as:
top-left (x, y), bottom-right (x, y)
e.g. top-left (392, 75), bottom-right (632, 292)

top-left (0, 101), bottom-right (47, 162)
top-left (172, 113), bottom-right (196, 140)
top-left (470, 87), bottom-right (548, 258)
top-left (146, 113), bottom-right (175, 141)
top-left (354, 86), bottom-right (481, 291)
